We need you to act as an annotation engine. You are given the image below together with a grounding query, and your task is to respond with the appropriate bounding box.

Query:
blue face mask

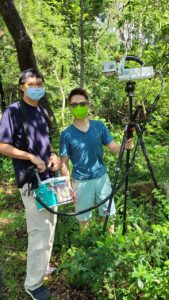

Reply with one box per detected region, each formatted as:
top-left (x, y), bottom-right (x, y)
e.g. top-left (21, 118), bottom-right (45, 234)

top-left (26, 87), bottom-right (45, 101)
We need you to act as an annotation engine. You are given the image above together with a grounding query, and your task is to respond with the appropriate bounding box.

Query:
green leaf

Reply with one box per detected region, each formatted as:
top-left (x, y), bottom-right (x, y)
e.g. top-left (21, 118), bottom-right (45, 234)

top-left (138, 278), bottom-right (144, 289)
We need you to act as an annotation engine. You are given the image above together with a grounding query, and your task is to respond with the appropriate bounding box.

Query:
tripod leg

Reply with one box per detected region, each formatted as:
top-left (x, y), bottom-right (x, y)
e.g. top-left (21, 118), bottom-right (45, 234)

top-left (103, 126), bottom-right (128, 234)
top-left (122, 122), bottom-right (136, 235)
top-left (135, 124), bottom-right (159, 189)
top-left (122, 149), bottom-right (130, 235)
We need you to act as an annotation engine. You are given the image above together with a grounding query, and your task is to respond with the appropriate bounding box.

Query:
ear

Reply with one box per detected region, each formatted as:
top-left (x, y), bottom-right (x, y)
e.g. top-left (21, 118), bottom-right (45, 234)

top-left (19, 84), bottom-right (24, 92)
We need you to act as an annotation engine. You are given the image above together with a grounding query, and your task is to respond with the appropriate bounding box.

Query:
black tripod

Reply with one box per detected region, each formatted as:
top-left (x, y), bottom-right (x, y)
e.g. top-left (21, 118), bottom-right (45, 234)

top-left (103, 81), bottom-right (159, 235)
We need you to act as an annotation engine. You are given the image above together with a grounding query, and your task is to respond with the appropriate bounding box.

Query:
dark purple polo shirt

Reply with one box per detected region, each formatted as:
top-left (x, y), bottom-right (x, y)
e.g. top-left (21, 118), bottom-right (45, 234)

top-left (0, 100), bottom-right (53, 187)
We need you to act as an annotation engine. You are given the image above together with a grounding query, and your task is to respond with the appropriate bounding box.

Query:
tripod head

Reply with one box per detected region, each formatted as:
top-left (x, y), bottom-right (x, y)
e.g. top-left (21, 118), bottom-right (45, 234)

top-left (125, 81), bottom-right (136, 96)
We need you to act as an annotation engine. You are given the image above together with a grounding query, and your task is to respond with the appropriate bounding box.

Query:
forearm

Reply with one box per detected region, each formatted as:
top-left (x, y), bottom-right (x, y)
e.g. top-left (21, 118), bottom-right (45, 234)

top-left (107, 138), bottom-right (133, 154)
top-left (60, 159), bottom-right (72, 193)
top-left (60, 159), bottom-right (70, 177)
top-left (60, 164), bottom-right (70, 177)
top-left (60, 157), bottom-right (77, 201)
top-left (0, 142), bottom-right (33, 161)
top-left (110, 143), bottom-right (121, 154)
top-left (107, 141), bottom-right (121, 154)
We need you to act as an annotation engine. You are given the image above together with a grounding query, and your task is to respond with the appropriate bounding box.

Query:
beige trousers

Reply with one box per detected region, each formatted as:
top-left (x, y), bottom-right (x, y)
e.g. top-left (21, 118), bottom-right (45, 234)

top-left (19, 184), bottom-right (57, 291)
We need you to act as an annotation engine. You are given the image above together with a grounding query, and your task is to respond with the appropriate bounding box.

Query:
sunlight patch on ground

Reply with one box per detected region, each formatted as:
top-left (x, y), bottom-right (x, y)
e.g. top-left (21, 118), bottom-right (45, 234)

top-left (0, 217), bottom-right (13, 226)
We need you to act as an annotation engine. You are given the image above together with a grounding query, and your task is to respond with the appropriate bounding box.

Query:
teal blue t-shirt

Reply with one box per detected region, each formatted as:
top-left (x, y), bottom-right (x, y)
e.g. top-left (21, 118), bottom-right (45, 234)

top-left (60, 120), bottom-right (113, 180)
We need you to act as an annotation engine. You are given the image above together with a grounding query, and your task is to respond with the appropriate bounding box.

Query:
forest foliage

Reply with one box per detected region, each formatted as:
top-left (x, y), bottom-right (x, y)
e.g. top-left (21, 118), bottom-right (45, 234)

top-left (0, 1), bottom-right (169, 299)
top-left (0, 0), bottom-right (168, 180)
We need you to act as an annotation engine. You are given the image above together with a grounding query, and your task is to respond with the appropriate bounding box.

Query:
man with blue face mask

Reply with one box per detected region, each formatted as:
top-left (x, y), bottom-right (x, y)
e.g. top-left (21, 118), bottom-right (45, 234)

top-left (0, 69), bottom-right (60, 300)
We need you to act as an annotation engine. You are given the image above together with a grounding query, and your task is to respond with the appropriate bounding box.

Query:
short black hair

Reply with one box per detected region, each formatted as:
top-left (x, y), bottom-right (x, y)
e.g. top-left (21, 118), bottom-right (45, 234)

top-left (19, 68), bottom-right (44, 85)
top-left (67, 88), bottom-right (89, 104)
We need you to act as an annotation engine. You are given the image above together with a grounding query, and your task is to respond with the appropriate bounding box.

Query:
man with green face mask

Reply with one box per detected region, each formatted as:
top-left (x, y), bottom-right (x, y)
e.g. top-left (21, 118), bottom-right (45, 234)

top-left (60, 88), bottom-right (133, 233)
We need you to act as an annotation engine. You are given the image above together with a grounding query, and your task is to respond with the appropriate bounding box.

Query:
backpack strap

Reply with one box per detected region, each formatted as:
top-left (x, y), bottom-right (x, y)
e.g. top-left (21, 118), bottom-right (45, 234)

top-left (39, 105), bottom-right (52, 144)
top-left (19, 100), bottom-right (31, 151)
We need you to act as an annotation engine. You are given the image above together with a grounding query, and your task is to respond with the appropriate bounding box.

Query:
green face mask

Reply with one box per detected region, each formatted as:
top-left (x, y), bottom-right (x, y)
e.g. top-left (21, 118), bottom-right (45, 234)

top-left (70, 106), bottom-right (88, 120)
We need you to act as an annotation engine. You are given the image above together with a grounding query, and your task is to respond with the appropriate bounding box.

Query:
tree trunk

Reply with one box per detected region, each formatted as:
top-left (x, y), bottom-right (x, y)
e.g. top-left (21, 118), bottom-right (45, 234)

top-left (80, 0), bottom-right (84, 88)
top-left (0, 0), bottom-right (37, 70)
top-left (0, 0), bottom-right (55, 117)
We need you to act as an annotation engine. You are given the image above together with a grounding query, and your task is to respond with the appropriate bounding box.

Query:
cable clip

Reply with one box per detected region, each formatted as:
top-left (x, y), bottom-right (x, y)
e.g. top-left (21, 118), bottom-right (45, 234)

top-left (104, 211), bottom-right (110, 216)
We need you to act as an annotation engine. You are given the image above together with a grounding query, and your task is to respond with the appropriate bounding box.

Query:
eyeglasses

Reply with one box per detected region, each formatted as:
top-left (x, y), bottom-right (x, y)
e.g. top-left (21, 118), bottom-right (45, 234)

top-left (25, 82), bottom-right (44, 88)
top-left (69, 102), bottom-right (88, 108)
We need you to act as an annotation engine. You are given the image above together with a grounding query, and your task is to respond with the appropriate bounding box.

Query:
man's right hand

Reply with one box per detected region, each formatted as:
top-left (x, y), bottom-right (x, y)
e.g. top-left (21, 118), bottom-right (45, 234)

top-left (30, 155), bottom-right (46, 173)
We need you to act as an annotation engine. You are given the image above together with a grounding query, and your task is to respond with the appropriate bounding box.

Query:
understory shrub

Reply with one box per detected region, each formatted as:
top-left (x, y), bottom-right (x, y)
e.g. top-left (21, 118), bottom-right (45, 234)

top-left (58, 191), bottom-right (169, 300)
